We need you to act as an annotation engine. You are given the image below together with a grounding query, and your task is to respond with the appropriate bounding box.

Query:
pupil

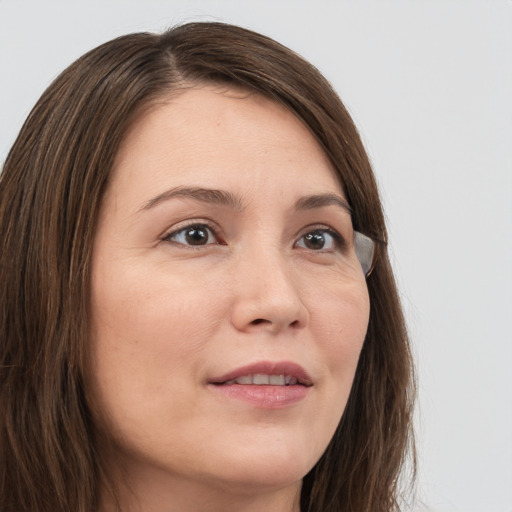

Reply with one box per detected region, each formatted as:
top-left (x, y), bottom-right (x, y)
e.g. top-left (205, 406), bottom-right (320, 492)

top-left (185, 226), bottom-right (208, 245)
top-left (305, 232), bottom-right (325, 250)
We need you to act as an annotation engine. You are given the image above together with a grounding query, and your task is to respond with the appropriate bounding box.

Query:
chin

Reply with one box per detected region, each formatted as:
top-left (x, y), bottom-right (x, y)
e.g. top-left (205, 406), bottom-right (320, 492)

top-left (196, 431), bottom-right (322, 492)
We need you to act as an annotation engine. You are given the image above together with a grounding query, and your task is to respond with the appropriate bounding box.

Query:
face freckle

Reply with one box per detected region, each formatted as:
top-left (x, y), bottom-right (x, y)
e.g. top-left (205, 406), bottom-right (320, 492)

top-left (88, 85), bottom-right (370, 504)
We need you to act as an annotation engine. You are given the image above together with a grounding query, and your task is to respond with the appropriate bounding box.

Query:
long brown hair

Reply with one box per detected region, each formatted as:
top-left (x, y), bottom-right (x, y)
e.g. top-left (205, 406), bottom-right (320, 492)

top-left (0, 22), bottom-right (415, 512)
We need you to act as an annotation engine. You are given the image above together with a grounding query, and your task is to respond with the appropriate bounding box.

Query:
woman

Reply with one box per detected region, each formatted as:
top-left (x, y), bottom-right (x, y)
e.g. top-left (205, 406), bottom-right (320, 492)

top-left (0, 22), bottom-right (415, 512)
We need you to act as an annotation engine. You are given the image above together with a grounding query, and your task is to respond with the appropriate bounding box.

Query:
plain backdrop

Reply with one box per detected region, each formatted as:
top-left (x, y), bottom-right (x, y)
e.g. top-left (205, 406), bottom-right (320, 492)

top-left (1, 1), bottom-right (511, 511)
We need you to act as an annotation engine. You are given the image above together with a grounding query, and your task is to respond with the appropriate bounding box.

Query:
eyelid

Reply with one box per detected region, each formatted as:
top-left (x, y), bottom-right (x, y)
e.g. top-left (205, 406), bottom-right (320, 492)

top-left (161, 219), bottom-right (224, 245)
top-left (294, 225), bottom-right (347, 250)
top-left (160, 220), bottom-right (349, 250)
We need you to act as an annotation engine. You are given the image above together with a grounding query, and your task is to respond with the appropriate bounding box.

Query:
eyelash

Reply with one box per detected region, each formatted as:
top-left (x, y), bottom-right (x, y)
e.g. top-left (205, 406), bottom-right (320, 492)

top-left (162, 222), bottom-right (224, 247)
top-left (161, 222), bottom-right (346, 252)
top-left (295, 227), bottom-right (345, 252)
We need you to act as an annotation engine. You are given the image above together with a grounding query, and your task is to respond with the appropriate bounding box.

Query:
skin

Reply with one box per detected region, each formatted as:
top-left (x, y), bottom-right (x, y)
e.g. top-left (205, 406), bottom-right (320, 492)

top-left (88, 85), bottom-right (370, 512)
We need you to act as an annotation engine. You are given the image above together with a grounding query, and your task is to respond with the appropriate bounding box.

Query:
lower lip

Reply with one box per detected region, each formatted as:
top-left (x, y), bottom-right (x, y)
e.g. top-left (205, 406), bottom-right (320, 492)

top-left (209, 384), bottom-right (309, 409)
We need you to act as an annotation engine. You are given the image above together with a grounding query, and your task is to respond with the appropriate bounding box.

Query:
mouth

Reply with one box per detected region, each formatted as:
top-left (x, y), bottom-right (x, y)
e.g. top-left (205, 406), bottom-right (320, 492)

top-left (209, 361), bottom-right (313, 388)
top-left (208, 361), bottom-right (313, 408)
top-left (221, 373), bottom-right (307, 386)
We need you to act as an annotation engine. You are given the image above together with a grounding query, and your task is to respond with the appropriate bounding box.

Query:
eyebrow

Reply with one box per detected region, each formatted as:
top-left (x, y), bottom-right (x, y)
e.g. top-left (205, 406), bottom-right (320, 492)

top-left (294, 193), bottom-right (352, 215)
top-left (139, 186), bottom-right (244, 212)
top-left (139, 186), bottom-right (351, 215)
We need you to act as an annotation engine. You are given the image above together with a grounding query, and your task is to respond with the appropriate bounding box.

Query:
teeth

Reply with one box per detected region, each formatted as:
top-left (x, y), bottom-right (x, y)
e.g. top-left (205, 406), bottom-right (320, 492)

top-left (225, 374), bottom-right (299, 386)
top-left (252, 374), bottom-right (269, 385)
top-left (236, 375), bottom-right (252, 385)
top-left (285, 375), bottom-right (298, 386)
top-left (269, 374), bottom-right (285, 385)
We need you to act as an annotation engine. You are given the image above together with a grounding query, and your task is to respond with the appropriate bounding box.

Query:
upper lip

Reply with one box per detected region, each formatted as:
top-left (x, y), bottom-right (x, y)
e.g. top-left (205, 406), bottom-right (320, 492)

top-left (208, 360), bottom-right (314, 387)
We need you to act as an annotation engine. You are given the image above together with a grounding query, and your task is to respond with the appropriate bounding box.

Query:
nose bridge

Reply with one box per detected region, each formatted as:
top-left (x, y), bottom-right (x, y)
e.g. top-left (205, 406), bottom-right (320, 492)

top-left (230, 238), bottom-right (308, 333)
top-left (247, 244), bottom-right (296, 296)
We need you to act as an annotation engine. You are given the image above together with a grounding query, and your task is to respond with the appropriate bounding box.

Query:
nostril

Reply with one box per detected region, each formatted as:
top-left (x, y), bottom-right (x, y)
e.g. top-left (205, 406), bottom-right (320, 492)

top-left (249, 318), bottom-right (301, 328)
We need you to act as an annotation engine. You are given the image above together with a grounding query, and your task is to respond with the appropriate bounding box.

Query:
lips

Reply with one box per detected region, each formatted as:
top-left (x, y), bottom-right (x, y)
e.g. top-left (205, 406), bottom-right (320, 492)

top-left (223, 374), bottom-right (299, 386)
top-left (208, 361), bottom-right (313, 409)
top-left (209, 361), bottom-right (313, 387)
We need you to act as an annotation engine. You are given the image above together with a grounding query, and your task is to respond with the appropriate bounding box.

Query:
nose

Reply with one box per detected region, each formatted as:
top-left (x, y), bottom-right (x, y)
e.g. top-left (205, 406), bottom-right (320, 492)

top-left (230, 250), bottom-right (309, 335)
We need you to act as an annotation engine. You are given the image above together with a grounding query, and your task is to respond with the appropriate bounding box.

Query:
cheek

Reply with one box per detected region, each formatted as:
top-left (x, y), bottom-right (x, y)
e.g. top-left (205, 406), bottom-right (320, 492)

top-left (312, 269), bottom-right (370, 331)
top-left (309, 277), bottom-right (370, 387)
top-left (91, 260), bottom-right (224, 349)
top-left (86, 263), bottom-right (227, 420)
top-left (295, 277), bottom-right (369, 462)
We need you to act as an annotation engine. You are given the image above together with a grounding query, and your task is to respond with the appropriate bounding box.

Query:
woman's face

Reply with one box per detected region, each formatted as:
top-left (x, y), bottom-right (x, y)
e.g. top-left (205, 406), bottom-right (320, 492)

top-left (89, 86), bottom-right (370, 500)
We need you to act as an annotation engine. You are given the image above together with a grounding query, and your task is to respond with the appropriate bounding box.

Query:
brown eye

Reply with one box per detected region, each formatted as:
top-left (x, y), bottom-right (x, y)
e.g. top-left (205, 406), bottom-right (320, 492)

top-left (164, 224), bottom-right (217, 246)
top-left (184, 226), bottom-right (210, 245)
top-left (296, 229), bottom-right (341, 251)
top-left (303, 232), bottom-right (326, 250)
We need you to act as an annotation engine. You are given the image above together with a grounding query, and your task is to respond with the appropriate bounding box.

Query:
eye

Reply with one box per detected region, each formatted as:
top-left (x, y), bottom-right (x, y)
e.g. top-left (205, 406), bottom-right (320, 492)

top-left (295, 229), bottom-right (342, 251)
top-left (163, 223), bottom-right (220, 247)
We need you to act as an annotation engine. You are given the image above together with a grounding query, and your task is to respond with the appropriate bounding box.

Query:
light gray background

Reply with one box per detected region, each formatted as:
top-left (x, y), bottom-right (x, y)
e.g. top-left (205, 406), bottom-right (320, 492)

top-left (1, 1), bottom-right (511, 511)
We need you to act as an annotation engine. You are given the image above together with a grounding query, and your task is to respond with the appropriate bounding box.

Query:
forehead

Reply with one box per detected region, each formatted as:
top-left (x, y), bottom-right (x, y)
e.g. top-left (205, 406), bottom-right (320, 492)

top-left (108, 85), bottom-right (344, 207)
